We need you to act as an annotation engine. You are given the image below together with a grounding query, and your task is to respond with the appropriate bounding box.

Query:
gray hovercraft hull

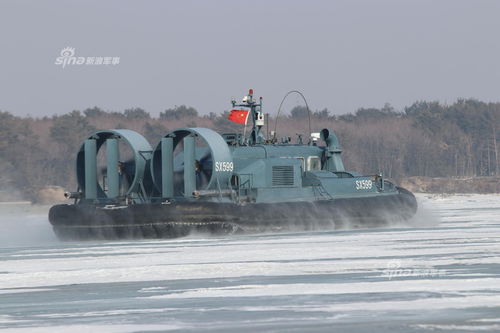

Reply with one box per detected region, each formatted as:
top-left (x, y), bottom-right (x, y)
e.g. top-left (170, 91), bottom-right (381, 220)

top-left (49, 187), bottom-right (417, 240)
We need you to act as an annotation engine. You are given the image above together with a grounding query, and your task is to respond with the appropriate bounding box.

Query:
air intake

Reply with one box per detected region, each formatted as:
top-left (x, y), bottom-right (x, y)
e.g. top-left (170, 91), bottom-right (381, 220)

top-left (272, 165), bottom-right (294, 186)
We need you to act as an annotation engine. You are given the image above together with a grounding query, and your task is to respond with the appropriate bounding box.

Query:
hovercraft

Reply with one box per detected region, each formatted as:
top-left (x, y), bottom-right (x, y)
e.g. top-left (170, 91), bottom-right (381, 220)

top-left (49, 90), bottom-right (417, 240)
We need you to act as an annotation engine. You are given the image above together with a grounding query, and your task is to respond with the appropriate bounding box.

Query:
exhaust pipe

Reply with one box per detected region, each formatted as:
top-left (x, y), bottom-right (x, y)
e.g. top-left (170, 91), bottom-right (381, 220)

top-left (320, 128), bottom-right (345, 172)
top-left (64, 191), bottom-right (82, 199)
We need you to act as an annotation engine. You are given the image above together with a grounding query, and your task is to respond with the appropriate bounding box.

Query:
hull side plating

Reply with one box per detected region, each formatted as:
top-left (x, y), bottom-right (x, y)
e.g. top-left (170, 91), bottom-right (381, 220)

top-left (50, 188), bottom-right (417, 240)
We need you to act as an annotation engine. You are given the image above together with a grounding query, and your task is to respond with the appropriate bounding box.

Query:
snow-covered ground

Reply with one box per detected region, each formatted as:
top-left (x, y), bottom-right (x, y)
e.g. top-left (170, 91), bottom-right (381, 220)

top-left (0, 194), bottom-right (499, 332)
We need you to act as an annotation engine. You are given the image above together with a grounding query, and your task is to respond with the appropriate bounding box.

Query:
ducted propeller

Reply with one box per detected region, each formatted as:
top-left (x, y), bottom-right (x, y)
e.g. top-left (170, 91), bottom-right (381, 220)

top-left (76, 129), bottom-right (152, 203)
top-left (151, 128), bottom-right (233, 198)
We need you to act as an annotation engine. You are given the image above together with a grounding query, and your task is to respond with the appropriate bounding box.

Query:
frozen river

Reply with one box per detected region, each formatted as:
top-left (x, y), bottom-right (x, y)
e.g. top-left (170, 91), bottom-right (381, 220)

top-left (0, 194), bottom-right (499, 332)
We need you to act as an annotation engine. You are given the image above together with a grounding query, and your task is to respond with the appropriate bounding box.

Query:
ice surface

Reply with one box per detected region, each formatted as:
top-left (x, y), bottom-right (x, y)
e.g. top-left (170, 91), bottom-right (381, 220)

top-left (0, 194), bottom-right (499, 332)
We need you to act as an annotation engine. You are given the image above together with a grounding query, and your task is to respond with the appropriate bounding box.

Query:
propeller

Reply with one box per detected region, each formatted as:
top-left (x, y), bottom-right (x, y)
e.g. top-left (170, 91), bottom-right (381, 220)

top-left (99, 158), bottom-right (135, 194)
top-left (151, 128), bottom-right (234, 199)
top-left (172, 147), bottom-right (213, 195)
top-left (196, 149), bottom-right (213, 188)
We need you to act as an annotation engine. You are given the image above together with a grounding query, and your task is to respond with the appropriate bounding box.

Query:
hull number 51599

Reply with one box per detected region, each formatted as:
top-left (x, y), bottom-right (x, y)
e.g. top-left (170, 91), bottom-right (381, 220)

top-left (215, 161), bottom-right (234, 172)
top-left (355, 179), bottom-right (373, 190)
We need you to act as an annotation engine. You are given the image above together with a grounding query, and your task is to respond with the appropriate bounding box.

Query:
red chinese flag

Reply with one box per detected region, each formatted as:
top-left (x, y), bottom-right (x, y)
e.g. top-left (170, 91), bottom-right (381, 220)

top-left (228, 109), bottom-right (249, 125)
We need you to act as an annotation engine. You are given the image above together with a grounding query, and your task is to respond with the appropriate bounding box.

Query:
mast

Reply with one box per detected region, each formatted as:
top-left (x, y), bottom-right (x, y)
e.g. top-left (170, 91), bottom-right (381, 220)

top-left (231, 89), bottom-right (265, 145)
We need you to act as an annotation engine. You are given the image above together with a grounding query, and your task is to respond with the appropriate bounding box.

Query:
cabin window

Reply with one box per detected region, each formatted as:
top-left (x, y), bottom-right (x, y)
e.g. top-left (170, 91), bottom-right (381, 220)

top-left (307, 156), bottom-right (321, 171)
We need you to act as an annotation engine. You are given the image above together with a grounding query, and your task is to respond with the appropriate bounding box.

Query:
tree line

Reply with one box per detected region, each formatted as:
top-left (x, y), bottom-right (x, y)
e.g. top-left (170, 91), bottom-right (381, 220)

top-left (0, 99), bottom-right (499, 201)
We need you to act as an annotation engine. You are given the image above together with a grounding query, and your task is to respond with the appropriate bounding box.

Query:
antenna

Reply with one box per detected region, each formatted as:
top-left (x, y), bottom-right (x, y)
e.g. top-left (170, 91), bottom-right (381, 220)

top-left (273, 90), bottom-right (312, 142)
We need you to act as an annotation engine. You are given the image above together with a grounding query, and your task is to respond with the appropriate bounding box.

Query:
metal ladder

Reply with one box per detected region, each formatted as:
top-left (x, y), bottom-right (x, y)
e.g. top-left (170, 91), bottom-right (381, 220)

top-left (314, 184), bottom-right (333, 200)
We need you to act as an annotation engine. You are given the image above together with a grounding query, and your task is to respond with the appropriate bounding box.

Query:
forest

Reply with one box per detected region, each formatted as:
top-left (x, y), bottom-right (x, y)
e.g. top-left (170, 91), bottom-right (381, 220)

top-left (0, 99), bottom-right (499, 201)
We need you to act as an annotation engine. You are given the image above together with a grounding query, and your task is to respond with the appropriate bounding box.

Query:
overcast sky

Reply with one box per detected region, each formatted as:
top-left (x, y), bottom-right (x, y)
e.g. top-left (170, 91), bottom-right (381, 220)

top-left (1, 0), bottom-right (499, 117)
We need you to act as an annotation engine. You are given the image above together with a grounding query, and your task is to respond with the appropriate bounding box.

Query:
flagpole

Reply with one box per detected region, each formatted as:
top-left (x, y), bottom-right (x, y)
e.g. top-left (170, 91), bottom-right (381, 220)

top-left (242, 111), bottom-right (249, 144)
